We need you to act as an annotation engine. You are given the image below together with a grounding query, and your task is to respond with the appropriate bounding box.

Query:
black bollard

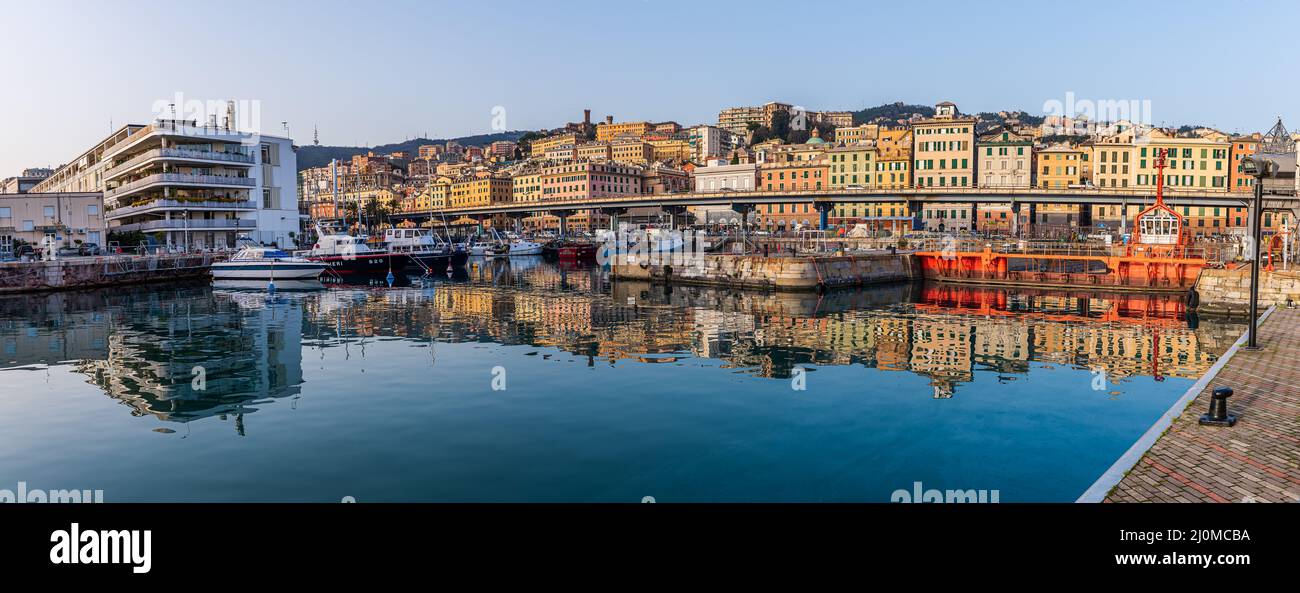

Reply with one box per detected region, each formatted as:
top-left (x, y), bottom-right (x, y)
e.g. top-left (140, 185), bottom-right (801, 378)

top-left (1198, 387), bottom-right (1237, 427)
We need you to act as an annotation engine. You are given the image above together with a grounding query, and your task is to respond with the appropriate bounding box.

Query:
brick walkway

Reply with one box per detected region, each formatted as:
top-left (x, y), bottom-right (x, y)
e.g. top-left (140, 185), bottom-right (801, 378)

top-left (1103, 307), bottom-right (1300, 503)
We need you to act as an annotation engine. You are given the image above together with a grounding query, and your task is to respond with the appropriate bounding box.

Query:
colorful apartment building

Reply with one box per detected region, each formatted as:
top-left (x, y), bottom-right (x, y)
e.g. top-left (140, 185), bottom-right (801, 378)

top-left (834, 123), bottom-right (879, 146)
top-left (449, 176), bottom-right (511, 209)
top-left (1228, 135), bottom-right (1260, 192)
top-left (875, 129), bottom-right (912, 190)
top-left (575, 142), bottom-right (613, 162)
top-left (611, 140), bottom-right (654, 164)
top-left (912, 102), bottom-right (976, 188)
top-left (977, 126), bottom-right (1033, 188)
top-left (1036, 144), bottom-right (1089, 189)
top-left (1090, 134), bottom-right (1135, 189)
top-left (596, 121), bottom-right (654, 143)
top-left (1132, 130), bottom-right (1229, 192)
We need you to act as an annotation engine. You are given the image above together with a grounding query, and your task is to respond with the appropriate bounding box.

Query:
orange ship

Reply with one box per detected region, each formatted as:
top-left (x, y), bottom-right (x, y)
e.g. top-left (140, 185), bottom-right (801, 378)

top-left (916, 149), bottom-right (1206, 292)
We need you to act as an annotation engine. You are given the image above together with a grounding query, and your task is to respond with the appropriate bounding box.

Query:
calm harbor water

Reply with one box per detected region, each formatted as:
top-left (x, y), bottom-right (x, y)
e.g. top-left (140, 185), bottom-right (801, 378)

top-left (0, 257), bottom-right (1245, 502)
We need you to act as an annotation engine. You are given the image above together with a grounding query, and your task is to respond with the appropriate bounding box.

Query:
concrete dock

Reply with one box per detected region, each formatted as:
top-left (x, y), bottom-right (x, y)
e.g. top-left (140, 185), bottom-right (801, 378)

top-left (1080, 306), bottom-right (1300, 503)
top-left (0, 254), bottom-right (218, 293)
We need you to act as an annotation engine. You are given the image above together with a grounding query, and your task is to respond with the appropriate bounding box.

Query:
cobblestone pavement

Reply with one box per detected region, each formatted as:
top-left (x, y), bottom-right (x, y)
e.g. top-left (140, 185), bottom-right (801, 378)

top-left (1107, 308), bottom-right (1300, 503)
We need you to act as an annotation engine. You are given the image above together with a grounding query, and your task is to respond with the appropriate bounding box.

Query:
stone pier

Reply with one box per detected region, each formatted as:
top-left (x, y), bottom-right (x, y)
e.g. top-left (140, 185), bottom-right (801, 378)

top-left (0, 254), bottom-right (218, 293)
top-left (1194, 268), bottom-right (1300, 315)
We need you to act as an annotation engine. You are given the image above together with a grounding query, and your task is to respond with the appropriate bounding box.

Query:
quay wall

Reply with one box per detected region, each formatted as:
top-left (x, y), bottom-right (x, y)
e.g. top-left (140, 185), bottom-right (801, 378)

top-left (1194, 268), bottom-right (1300, 315)
top-left (0, 255), bottom-right (216, 294)
top-left (610, 252), bottom-right (921, 291)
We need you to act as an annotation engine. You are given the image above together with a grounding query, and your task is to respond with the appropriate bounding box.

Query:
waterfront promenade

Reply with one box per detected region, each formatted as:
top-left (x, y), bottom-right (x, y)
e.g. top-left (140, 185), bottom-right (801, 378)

top-left (1087, 307), bottom-right (1300, 503)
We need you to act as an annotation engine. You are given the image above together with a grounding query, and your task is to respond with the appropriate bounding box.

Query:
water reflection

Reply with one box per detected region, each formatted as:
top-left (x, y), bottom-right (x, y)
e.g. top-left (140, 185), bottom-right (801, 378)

top-left (0, 264), bottom-right (1246, 429)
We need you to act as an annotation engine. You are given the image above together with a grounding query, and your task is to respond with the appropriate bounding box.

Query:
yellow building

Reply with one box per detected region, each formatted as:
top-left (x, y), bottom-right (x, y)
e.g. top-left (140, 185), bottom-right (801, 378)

top-left (834, 124), bottom-right (879, 145)
top-left (911, 102), bottom-right (976, 188)
top-left (1035, 144), bottom-right (1089, 189)
top-left (611, 140), bottom-right (654, 164)
top-left (1090, 136), bottom-right (1134, 189)
top-left (575, 142), bottom-right (612, 162)
top-left (648, 138), bottom-right (691, 162)
top-left (596, 121), bottom-right (653, 143)
top-left (875, 129), bottom-right (912, 190)
top-left (531, 133), bottom-right (580, 157)
top-left (449, 176), bottom-right (512, 209)
top-left (512, 171), bottom-right (543, 204)
top-left (1132, 130), bottom-right (1229, 192)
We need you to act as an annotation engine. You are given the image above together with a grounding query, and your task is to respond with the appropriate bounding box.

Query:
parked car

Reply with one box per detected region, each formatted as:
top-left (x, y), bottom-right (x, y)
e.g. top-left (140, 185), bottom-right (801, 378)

top-left (56, 246), bottom-right (82, 257)
top-left (79, 243), bottom-right (101, 256)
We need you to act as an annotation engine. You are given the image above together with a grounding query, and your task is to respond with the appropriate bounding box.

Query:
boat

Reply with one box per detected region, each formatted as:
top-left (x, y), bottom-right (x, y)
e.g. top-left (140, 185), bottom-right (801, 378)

top-left (382, 228), bottom-right (469, 273)
top-left (481, 229), bottom-right (543, 257)
top-left (211, 246), bottom-right (327, 281)
top-left (297, 223), bottom-right (407, 276)
top-left (467, 238), bottom-right (498, 256)
top-left (912, 149), bottom-right (1207, 292)
top-left (557, 241), bottom-right (599, 261)
top-left (489, 238), bottom-right (545, 257)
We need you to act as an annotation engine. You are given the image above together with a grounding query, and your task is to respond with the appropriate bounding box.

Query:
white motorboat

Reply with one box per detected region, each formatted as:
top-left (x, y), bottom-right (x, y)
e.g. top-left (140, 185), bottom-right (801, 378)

top-left (211, 247), bottom-right (328, 280)
top-left (489, 239), bottom-right (544, 257)
top-left (467, 239), bottom-right (499, 256)
top-left (296, 223), bottom-right (406, 276)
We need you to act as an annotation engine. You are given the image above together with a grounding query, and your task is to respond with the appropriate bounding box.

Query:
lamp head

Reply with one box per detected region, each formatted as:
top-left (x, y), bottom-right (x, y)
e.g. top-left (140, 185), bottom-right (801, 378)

top-left (1241, 155), bottom-right (1278, 178)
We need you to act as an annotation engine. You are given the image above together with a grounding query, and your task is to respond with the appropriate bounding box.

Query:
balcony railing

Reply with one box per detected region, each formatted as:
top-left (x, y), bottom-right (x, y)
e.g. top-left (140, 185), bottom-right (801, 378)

top-left (105, 173), bottom-right (256, 199)
top-left (111, 218), bottom-right (256, 233)
top-left (107, 147), bottom-right (255, 179)
top-left (103, 121), bottom-right (255, 159)
top-left (107, 199), bottom-right (258, 219)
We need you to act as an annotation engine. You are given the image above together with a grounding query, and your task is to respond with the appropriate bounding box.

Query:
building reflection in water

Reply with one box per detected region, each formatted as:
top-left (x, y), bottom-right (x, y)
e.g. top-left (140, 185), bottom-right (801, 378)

top-left (301, 261), bottom-right (1245, 401)
top-left (0, 259), bottom-right (1249, 434)
top-left (1, 286), bottom-right (306, 435)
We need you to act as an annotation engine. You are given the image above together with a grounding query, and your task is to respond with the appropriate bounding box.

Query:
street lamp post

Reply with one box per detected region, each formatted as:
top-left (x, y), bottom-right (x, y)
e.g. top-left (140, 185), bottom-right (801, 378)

top-left (1242, 156), bottom-right (1278, 349)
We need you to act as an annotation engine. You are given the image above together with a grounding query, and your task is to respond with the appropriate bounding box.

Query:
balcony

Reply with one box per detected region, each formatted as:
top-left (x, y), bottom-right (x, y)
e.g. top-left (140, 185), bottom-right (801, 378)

top-left (111, 218), bottom-right (256, 233)
top-left (105, 173), bottom-right (256, 200)
top-left (105, 147), bottom-right (255, 181)
top-left (102, 121), bottom-right (256, 160)
top-left (107, 199), bottom-right (257, 219)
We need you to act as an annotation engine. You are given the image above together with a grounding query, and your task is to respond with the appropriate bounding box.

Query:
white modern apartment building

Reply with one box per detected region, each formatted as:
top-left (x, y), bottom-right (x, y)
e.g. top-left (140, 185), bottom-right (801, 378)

top-left (689, 161), bottom-right (758, 225)
top-left (34, 118), bottom-right (299, 249)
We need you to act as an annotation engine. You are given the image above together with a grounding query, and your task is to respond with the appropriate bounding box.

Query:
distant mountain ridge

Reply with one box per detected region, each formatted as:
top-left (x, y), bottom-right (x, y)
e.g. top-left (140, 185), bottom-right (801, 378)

top-left (296, 131), bottom-right (527, 170)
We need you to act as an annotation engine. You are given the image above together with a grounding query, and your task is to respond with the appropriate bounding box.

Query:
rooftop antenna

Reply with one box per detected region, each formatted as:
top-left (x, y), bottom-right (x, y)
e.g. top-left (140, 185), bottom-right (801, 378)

top-left (313, 125), bottom-right (319, 146)
top-left (1261, 117), bottom-right (1292, 153)
top-left (282, 121), bottom-right (289, 137)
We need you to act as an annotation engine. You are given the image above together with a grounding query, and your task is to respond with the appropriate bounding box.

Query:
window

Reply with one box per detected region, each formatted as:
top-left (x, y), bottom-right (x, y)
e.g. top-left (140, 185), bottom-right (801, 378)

top-left (43, 206), bottom-right (55, 218)
top-left (87, 204), bottom-right (99, 216)
top-left (22, 220), bottom-right (34, 232)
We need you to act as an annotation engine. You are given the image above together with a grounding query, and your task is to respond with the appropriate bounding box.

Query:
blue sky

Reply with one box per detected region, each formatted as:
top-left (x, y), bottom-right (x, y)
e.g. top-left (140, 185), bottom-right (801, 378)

top-left (2, 0), bottom-right (1297, 175)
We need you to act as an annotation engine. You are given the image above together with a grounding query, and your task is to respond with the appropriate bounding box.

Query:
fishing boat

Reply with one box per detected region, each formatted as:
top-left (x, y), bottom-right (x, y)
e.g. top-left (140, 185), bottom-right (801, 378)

top-left (557, 240), bottom-right (599, 261)
top-left (382, 228), bottom-right (469, 273)
top-left (467, 237), bottom-right (499, 256)
top-left (297, 223), bottom-right (406, 276)
top-left (211, 246), bottom-right (327, 281)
